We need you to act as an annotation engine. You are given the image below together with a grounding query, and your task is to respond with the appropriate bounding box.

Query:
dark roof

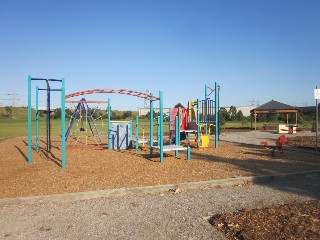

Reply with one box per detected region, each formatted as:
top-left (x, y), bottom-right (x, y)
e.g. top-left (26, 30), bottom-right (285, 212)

top-left (300, 105), bottom-right (320, 113)
top-left (251, 100), bottom-right (299, 112)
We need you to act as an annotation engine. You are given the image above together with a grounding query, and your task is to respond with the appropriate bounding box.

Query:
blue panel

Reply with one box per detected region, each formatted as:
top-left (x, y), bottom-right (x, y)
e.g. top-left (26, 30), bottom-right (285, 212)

top-left (109, 122), bottom-right (131, 150)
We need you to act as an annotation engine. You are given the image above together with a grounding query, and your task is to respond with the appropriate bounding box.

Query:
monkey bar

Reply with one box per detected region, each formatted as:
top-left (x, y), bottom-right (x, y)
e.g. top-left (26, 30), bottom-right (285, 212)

top-left (66, 88), bottom-right (159, 101)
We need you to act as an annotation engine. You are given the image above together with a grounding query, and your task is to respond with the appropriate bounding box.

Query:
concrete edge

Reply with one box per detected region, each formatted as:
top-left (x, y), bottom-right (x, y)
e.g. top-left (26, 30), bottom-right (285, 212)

top-left (1, 170), bottom-right (319, 207)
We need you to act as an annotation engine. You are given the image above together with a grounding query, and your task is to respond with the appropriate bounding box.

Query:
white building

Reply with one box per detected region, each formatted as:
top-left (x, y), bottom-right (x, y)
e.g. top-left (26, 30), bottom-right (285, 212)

top-left (139, 108), bottom-right (171, 116)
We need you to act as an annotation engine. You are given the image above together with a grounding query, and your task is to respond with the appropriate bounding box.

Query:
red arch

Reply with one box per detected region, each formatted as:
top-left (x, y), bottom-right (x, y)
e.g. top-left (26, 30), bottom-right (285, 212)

top-left (65, 88), bottom-right (159, 101)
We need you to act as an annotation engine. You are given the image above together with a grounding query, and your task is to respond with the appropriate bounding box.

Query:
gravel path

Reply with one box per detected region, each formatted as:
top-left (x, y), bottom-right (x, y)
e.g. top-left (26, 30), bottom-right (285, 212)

top-left (219, 130), bottom-right (316, 146)
top-left (0, 175), bottom-right (319, 239)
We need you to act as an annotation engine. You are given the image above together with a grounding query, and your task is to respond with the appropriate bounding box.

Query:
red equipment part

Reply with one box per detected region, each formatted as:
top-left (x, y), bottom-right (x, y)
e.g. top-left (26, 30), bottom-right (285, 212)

top-left (260, 135), bottom-right (289, 156)
top-left (171, 108), bottom-right (188, 131)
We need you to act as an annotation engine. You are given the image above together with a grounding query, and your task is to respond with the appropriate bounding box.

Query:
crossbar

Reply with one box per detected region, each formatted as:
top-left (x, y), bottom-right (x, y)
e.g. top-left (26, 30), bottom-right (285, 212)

top-left (31, 78), bottom-right (62, 82)
top-left (65, 88), bottom-right (160, 101)
top-left (38, 88), bottom-right (62, 91)
top-left (65, 100), bottom-right (108, 103)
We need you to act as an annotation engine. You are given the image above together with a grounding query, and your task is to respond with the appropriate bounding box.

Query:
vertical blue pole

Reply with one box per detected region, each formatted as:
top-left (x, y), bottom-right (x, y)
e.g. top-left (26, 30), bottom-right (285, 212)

top-left (197, 99), bottom-right (200, 148)
top-left (61, 78), bottom-right (66, 168)
top-left (169, 108), bottom-right (172, 144)
top-left (36, 86), bottom-right (39, 151)
top-left (215, 82), bottom-right (219, 148)
top-left (129, 119), bottom-right (133, 148)
top-left (178, 107), bottom-right (181, 143)
top-left (205, 84), bottom-right (208, 100)
top-left (175, 108), bottom-right (180, 157)
top-left (159, 91), bottom-right (164, 162)
top-left (107, 98), bottom-right (111, 149)
top-left (316, 86), bottom-right (318, 152)
top-left (149, 93), bottom-right (154, 155)
top-left (46, 82), bottom-right (50, 154)
top-left (157, 116), bottom-right (160, 142)
top-left (205, 84), bottom-right (208, 134)
top-left (27, 76), bottom-right (32, 164)
top-left (135, 116), bottom-right (139, 152)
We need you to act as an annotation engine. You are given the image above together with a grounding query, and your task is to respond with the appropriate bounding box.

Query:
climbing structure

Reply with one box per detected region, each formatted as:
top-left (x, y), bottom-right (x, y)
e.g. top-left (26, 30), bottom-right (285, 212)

top-left (150, 91), bottom-right (191, 162)
top-left (27, 76), bottom-right (66, 168)
top-left (188, 82), bottom-right (220, 148)
top-left (65, 98), bottom-right (108, 148)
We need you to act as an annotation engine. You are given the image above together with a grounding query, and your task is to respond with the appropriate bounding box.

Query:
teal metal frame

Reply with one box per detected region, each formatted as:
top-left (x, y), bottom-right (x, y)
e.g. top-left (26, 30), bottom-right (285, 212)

top-left (27, 76), bottom-right (66, 168)
top-left (107, 98), bottom-right (111, 149)
top-left (129, 119), bottom-right (133, 148)
top-left (149, 93), bottom-right (154, 155)
top-left (159, 91), bottom-right (164, 162)
top-left (197, 82), bottom-right (220, 148)
top-left (36, 86), bottom-right (39, 151)
top-left (135, 116), bottom-right (139, 152)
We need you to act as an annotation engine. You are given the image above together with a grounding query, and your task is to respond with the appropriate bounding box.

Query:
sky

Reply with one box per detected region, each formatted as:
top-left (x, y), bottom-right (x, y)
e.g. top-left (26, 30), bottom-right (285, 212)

top-left (0, 0), bottom-right (319, 110)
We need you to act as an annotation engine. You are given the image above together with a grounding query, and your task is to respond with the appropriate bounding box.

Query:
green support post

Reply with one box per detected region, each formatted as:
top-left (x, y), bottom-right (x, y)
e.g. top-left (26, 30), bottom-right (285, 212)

top-left (187, 146), bottom-right (191, 160)
top-left (169, 108), bottom-right (172, 144)
top-left (215, 82), bottom-right (219, 148)
top-left (129, 119), bottom-right (133, 148)
top-left (175, 115), bottom-right (179, 157)
top-left (159, 91), bottom-right (164, 163)
top-left (135, 116), bottom-right (139, 152)
top-left (61, 78), bottom-right (66, 168)
top-left (204, 84), bottom-right (208, 134)
top-left (157, 116), bottom-right (160, 142)
top-left (36, 86), bottom-right (39, 151)
top-left (197, 99), bottom-right (200, 147)
top-left (107, 98), bottom-right (111, 149)
top-left (149, 93), bottom-right (154, 155)
top-left (27, 75), bottom-right (32, 164)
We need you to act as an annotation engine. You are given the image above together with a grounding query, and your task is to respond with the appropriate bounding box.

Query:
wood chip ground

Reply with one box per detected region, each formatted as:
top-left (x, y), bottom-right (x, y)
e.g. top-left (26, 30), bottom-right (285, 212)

top-left (0, 136), bottom-right (319, 198)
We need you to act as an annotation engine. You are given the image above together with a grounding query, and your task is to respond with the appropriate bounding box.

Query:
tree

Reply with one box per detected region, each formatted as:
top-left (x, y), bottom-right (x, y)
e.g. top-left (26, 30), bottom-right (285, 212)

top-left (241, 116), bottom-right (250, 127)
top-left (5, 106), bottom-right (12, 118)
top-left (235, 110), bottom-right (244, 121)
top-left (65, 108), bottom-right (73, 118)
top-left (39, 110), bottom-right (44, 118)
top-left (123, 111), bottom-right (132, 119)
top-left (145, 110), bottom-right (159, 119)
top-left (53, 108), bottom-right (61, 119)
top-left (228, 106), bottom-right (237, 121)
top-left (219, 107), bottom-right (228, 125)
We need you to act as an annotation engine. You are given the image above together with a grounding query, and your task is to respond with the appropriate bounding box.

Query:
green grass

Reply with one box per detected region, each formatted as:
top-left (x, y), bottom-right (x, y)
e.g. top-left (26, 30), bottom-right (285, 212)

top-left (0, 116), bottom-right (313, 139)
top-left (0, 117), bottom-right (170, 139)
top-left (0, 118), bottom-right (66, 139)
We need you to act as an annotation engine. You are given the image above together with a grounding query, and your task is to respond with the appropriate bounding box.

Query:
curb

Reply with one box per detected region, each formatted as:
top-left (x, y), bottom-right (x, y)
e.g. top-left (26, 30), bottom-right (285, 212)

top-left (0, 170), bottom-right (319, 207)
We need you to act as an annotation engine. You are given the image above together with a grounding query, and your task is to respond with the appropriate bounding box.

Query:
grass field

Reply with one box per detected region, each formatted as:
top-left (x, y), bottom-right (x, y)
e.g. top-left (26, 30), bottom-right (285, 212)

top-left (0, 107), bottom-right (314, 139)
top-left (0, 117), bottom-right (170, 139)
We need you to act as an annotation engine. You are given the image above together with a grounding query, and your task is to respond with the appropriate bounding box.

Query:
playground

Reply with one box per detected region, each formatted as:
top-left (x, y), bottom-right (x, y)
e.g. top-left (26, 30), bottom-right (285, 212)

top-left (0, 77), bottom-right (319, 239)
top-left (0, 131), bottom-right (319, 198)
top-left (0, 77), bottom-right (318, 199)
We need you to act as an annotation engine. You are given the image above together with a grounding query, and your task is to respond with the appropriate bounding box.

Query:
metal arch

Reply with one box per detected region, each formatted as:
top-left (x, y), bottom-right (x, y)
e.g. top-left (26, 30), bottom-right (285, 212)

top-left (65, 88), bottom-right (160, 101)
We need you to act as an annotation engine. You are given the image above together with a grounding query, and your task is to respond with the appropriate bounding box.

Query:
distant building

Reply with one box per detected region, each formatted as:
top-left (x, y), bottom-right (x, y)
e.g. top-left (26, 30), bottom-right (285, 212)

top-left (222, 106), bottom-right (258, 117)
top-left (139, 108), bottom-right (171, 116)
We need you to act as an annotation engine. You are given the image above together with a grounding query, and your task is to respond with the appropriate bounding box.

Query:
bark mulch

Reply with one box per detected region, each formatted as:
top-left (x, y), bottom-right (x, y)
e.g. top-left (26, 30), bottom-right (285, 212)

top-left (210, 200), bottom-right (320, 240)
top-left (0, 136), bottom-right (319, 198)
